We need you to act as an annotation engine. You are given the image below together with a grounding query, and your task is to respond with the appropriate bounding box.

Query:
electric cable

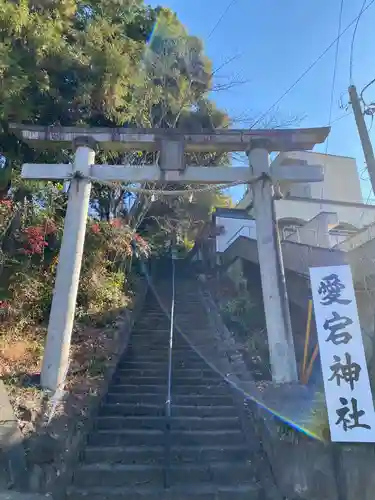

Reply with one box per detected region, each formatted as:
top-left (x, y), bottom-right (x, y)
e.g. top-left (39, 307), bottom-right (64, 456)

top-left (250, 0), bottom-right (375, 130)
top-left (207, 0), bottom-right (239, 39)
top-left (325, 0), bottom-right (345, 153)
top-left (349, 0), bottom-right (368, 84)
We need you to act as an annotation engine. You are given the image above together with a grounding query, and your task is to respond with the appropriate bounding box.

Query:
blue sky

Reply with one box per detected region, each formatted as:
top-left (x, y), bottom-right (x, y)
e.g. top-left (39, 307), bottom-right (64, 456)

top-left (147, 0), bottom-right (375, 203)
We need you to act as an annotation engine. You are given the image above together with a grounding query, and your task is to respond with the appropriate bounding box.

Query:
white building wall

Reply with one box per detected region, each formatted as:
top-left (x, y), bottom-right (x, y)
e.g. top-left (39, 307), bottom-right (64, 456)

top-left (285, 212), bottom-right (338, 248)
top-left (283, 151), bottom-right (362, 203)
top-left (238, 152), bottom-right (375, 230)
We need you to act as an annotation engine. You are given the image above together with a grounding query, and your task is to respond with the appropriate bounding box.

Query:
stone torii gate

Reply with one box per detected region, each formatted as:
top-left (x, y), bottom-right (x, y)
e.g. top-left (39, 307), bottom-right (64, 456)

top-left (10, 124), bottom-right (329, 392)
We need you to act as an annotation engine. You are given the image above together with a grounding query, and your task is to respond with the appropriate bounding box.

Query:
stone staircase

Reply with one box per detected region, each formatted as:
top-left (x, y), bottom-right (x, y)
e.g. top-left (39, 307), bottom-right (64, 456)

top-left (66, 289), bottom-right (263, 500)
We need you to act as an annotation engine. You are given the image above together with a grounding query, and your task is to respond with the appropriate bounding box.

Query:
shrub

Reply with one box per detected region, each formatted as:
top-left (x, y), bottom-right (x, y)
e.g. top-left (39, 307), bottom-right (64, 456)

top-left (221, 293), bottom-right (265, 336)
top-left (8, 271), bottom-right (54, 324)
top-left (220, 290), bottom-right (270, 380)
top-left (77, 267), bottom-right (128, 324)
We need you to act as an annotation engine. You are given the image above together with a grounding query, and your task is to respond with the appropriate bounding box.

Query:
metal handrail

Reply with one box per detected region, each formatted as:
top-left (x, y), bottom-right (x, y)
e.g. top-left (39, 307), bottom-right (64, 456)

top-left (226, 224), bottom-right (253, 248)
top-left (143, 260), bottom-right (327, 444)
top-left (164, 252), bottom-right (176, 489)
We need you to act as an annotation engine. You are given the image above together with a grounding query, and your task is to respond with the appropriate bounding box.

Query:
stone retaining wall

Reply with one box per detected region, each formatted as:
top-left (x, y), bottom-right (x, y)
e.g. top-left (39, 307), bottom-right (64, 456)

top-left (200, 274), bottom-right (375, 500)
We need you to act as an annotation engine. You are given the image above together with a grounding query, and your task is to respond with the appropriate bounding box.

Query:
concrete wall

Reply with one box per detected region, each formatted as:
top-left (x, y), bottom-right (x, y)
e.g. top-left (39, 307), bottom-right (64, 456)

top-left (223, 236), bottom-right (347, 277)
top-left (223, 237), bottom-right (375, 366)
top-left (275, 198), bottom-right (375, 231)
top-left (200, 264), bottom-right (375, 500)
top-left (336, 221), bottom-right (375, 251)
top-left (348, 238), bottom-right (375, 285)
top-left (285, 212), bottom-right (338, 248)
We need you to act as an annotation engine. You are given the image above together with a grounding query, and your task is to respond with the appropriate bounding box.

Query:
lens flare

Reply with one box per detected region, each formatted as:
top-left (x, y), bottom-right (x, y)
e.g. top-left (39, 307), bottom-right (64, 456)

top-left (143, 262), bottom-right (330, 443)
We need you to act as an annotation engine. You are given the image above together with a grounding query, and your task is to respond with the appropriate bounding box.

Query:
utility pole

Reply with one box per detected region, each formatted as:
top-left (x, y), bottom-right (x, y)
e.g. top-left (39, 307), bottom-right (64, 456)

top-left (11, 124), bottom-right (329, 391)
top-left (41, 140), bottom-right (95, 392)
top-left (249, 143), bottom-right (298, 383)
top-left (349, 85), bottom-right (375, 195)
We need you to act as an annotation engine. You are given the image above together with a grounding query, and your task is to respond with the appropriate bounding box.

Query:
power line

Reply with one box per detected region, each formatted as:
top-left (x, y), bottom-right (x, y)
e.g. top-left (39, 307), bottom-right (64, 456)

top-left (325, 0), bottom-right (345, 153)
top-left (330, 111), bottom-right (353, 124)
top-left (207, 0), bottom-right (239, 39)
top-left (250, 0), bottom-right (375, 129)
top-left (349, 0), bottom-right (368, 84)
top-left (360, 77), bottom-right (375, 103)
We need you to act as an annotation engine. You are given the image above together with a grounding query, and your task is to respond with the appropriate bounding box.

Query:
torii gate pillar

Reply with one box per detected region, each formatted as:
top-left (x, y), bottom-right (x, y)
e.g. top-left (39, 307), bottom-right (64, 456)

top-left (41, 139), bottom-right (95, 392)
top-left (249, 142), bottom-right (298, 383)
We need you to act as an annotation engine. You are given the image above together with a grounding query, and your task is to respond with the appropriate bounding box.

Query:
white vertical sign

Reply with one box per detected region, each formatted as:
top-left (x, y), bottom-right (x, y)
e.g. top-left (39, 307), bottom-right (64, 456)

top-left (310, 264), bottom-right (375, 442)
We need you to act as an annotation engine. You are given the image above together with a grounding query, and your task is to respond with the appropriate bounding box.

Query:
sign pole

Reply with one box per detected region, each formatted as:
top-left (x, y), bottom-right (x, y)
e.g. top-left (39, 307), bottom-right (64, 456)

top-left (41, 143), bottom-right (95, 392)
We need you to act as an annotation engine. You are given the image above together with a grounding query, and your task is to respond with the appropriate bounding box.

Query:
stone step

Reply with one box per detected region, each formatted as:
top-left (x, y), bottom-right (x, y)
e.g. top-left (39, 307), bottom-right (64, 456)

top-left (115, 368), bottom-right (218, 379)
top-left (124, 354), bottom-right (203, 364)
top-left (105, 393), bottom-right (166, 406)
top-left (118, 360), bottom-right (208, 370)
top-left (127, 338), bottom-right (185, 346)
top-left (89, 429), bottom-right (164, 447)
top-left (67, 483), bottom-right (261, 500)
top-left (73, 462), bottom-right (255, 488)
top-left (131, 328), bottom-right (170, 333)
top-left (73, 463), bottom-right (163, 488)
top-left (114, 368), bottom-right (168, 378)
top-left (108, 384), bottom-right (230, 396)
top-left (133, 324), bottom-right (171, 331)
top-left (106, 393), bottom-right (234, 406)
top-left (172, 405), bottom-right (238, 418)
top-left (117, 361), bottom-right (169, 372)
top-left (83, 444), bottom-right (250, 465)
top-left (170, 444), bottom-right (250, 464)
top-left (136, 305), bottom-right (163, 311)
top-left (126, 348), bottom-right (200, 358)
top-left (96, 415), bottom-right (167, 431)
top-left (96, 415), bottom-right (241, 431)
top-left (107, 384), bottom-right (168, 395)
top-left (89, 429), bottom-right (244, 447)
top-left (66, 282), bottom-right (264, 500)
top-left (84, 445), bottom-right (164, 465)
top-left (128, 336), bottom-right (207, 347)
top-left (135, 312), bottom-right (168, 318)
top-left (129, 333), bottom-right (169, 340)
top-left (135, 310), bottom-right (165, 315)
top-left (142, 305), bottom-right (165, 310)
top-left (127, 342), bottom-right (198, 352)
top-left (171, 430), bottom-right (244, 447)
top-left (130, 324), bottom-right (169, 330)
top-left (135, 316), bottom-right (170, 323)
top-left (112, 375), bottom-right (222, 386)
top-left (100, 403), bottom-right (164, 417)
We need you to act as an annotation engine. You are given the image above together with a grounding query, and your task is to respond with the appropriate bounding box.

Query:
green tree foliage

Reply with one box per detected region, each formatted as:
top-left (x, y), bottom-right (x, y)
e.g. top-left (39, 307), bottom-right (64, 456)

top-left (0, 0), bottom-right (235, 391)
top-left (0, 0), bottom-right (231, 248)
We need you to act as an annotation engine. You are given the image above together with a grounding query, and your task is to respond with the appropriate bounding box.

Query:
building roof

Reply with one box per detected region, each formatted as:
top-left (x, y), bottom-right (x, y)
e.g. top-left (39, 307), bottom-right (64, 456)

top-left (213, 207), bottom-right (252, 220)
